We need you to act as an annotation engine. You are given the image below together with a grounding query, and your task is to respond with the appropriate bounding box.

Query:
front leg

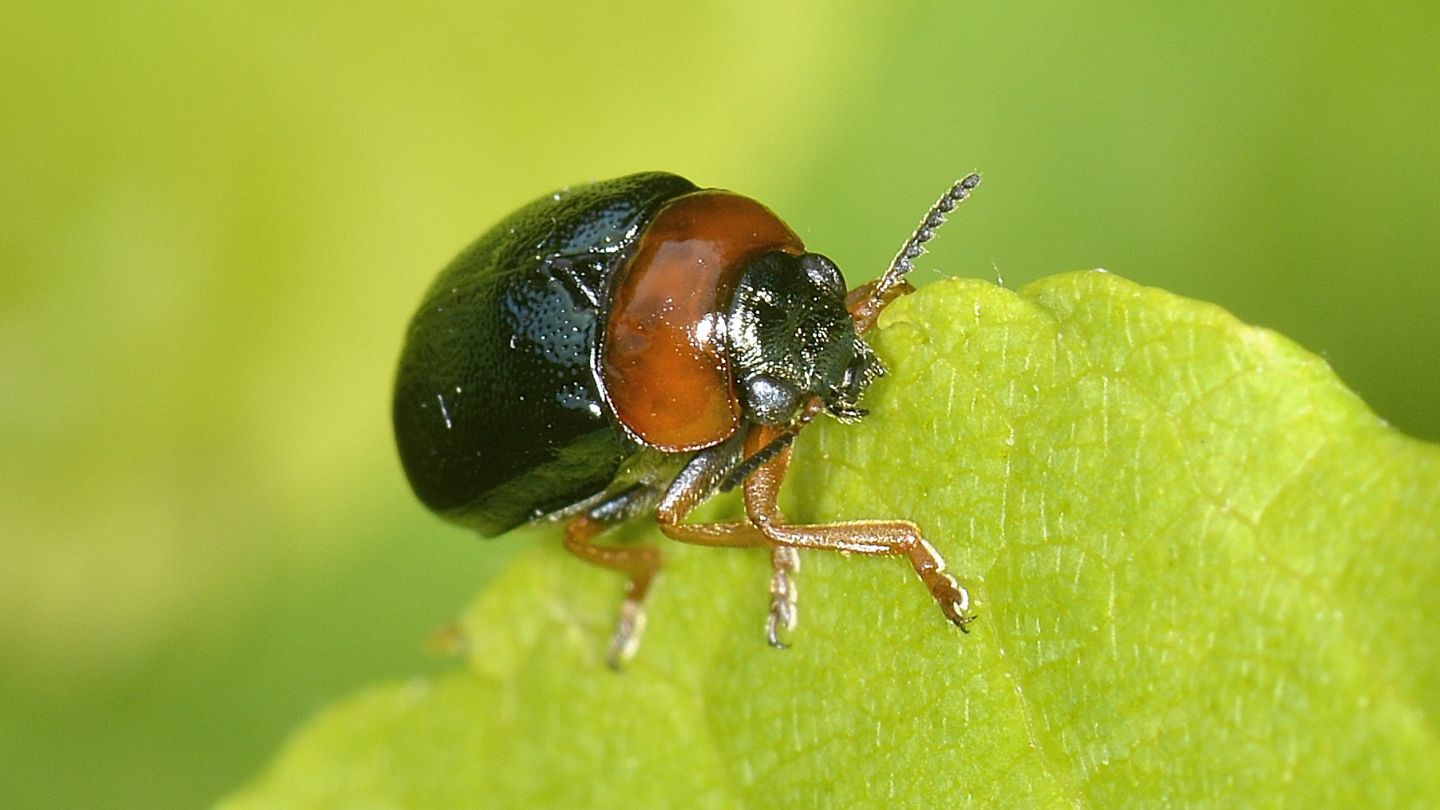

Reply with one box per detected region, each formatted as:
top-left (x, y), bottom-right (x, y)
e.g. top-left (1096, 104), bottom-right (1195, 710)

top-left (654, 431), bottom-right (801, 647)
top-left (741, 426), bottom-right (975, 631)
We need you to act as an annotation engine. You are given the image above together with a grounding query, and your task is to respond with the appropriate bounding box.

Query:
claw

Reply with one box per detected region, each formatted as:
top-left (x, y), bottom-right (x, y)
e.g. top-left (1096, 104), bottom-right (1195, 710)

top-left (932, 573), bottom-right (976, 631)
top-left (766, 606), bottom-right (795, 649)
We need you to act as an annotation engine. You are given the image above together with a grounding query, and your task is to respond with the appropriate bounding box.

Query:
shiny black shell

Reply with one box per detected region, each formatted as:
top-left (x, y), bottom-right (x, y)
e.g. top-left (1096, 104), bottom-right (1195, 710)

top-left (393, 172), bottom-right (698, 535)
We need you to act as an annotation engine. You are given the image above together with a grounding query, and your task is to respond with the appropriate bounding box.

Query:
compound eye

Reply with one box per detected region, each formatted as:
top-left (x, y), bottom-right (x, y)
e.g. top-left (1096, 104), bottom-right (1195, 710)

top-left (799, 253), bottom-right (846, 297)
top-left (744, 374), bottom-right (802, 426)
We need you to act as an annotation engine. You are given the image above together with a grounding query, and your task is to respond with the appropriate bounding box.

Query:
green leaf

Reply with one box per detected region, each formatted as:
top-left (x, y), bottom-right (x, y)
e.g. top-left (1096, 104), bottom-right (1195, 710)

top-left (223, 272), bottom-right (1440, 807)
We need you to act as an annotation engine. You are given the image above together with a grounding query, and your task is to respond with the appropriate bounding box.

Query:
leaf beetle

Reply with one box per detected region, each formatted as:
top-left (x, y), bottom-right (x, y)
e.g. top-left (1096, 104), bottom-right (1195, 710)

top-left (393, 172), bottom-right (980, 665)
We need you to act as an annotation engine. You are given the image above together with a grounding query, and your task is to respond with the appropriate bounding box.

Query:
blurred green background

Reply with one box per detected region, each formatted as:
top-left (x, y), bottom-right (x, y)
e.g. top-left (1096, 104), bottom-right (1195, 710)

top-left (2, 1), bottom-right (1437, 807)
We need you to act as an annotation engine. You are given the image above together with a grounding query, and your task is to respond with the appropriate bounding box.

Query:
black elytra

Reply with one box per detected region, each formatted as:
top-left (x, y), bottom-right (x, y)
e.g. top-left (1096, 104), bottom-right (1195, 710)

top-left (393, 173), bottom-right (696, 534)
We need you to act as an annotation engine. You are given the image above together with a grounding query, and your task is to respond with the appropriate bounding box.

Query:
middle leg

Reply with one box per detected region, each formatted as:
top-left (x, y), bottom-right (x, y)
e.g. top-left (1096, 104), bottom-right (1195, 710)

top-left (563, 485), bottom-right (664, 667)
top-left (654, 432), bottom-right (800, 646)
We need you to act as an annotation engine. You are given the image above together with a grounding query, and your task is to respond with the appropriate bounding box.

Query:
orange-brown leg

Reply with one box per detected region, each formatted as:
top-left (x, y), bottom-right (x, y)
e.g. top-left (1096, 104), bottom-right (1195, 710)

top-left (654, 436), bottom-right (801, 646)
top-left (563, 509), bottom-right (662, 668)
top-left (742, 426), bottom-right (975, 630)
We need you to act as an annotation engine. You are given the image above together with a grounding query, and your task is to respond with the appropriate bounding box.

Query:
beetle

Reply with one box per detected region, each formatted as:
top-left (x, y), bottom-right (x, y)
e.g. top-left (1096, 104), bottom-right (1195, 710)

top-left (393, 171), bottom-right (980, 665)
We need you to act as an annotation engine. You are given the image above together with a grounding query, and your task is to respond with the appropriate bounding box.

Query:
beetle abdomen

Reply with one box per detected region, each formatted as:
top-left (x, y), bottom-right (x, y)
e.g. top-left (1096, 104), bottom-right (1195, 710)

top-left (393, 172), bottom-right (697, 535)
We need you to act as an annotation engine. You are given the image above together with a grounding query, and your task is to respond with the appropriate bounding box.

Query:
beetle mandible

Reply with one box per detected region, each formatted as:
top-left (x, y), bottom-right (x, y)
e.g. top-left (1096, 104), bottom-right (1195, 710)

top-left (393, 172), bottom-right (981, 666)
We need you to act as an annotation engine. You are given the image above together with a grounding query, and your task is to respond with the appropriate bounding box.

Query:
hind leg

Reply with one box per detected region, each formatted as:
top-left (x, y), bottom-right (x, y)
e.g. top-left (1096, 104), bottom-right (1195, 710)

top-left (562, 485), bottom-right (662, 668)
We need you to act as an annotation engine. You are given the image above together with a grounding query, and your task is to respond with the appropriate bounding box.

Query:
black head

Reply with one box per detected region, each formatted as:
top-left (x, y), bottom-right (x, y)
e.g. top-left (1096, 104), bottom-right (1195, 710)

top-left (727, 251), bottom-right (883, 426)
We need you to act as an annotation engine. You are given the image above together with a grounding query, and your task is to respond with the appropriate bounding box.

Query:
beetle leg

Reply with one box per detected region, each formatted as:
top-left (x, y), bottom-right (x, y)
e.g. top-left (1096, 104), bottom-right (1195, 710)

top-left (742, 425), bottom-right (976, 630)
top-left (766, 546), bottom-right (800, 648)
top-left (655, 432), bottom-right (767, 547)
top-left (655, 433), bottom-right (802, 647)
top-left (562, 486), bottom-right (663, 668)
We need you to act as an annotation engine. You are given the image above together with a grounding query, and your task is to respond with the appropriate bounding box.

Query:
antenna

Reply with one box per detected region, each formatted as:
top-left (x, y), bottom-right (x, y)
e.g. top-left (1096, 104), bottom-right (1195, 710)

top-left (718, 396), bottom-right (824, 492)
top-left (871, 173), bottom-right (981, 304)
